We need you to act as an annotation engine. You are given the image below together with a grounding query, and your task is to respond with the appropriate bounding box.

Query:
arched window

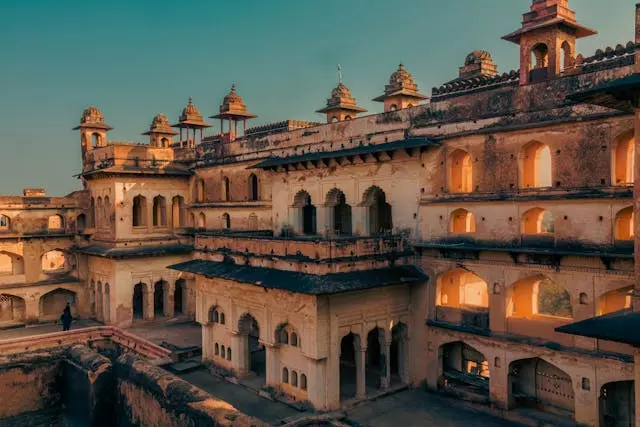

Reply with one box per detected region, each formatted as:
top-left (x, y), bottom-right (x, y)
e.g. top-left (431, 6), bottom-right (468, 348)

top-left (330, 116), bottom-right (339, 123)
top-left (389, 104), bottom-right (398, 111)
top-left (152, 195), bottom-right (167, 227)
top-left (521, 208), bottom-right (554, 235)
top-left (300, 374), bottom-right (307, 390)
top-left (436, 269), bottom-right (488, 308)
top-left (160, 137), bottom-right (168, 148)
top-left (344, 115), bottom-right (352, 120)
top-left (227, 348), bottom-right (232, 361)
top-left (220, 312), bottom-right (225, 324)
top-left (195, 178), bottom-right (205, 202)
top-left (213, 310), bottom-right (219, 323)
top-left (91, 133), bottom-right (101, 147)
top-left (326, 188), bottom-right (351, 235)
top-left (215, 343), bottom-right (219, 355)
top-left (613, 131), bottom-right (634, 185)
top-left (449, 149), bottom-right (473, 193)
top-left (221, 346), bottom-right (226, 358)
top-left (103, 196), bottom-right (110, 225)
top-left (276, 326), bottom-right (289, 345)
top-left (293, 190), bottom-right (316, 235)
top-left (560, 41), bottom-right (573, 72)
top-left (520, 141), bottom-right (551, 188)
top-left (47, 214), bottom-right (64, 231)
top-left (291, 332), bottom-right (298, 347)
top-left (189, 212), bottom-right (196, 228)
top-left (248, 174), bottom-right (259, 201)
top-left (507, 276), bottom-right (572, 319)
top-left (0, 215), bottom-right (10, 232)
top-left (197, 212), bottom-right (206, 229)
top-left (41, 250), bottom-right (69, 274)
top-left (615, 207), bottom-right (634, 240)
top-left (172, 196), bottom-right (185, 228)
top-left (449, 209), bottom-right (475, 233)
top-left (597, 286), bottom-right (633, 316)
top-left (132, 195), bottom-right (147, 227)
top-left (222, 213), bottom-right (231, 229)
top-left (222, 177), bottom-right (230, 201)
top-left (282, 367), bottom-right (289, 383)
top-left (529, 43), bottom-right (549, 82)
top-left (96, 197), bottom-right (103, 228)
top-left (291, 371), bottom-right (298, 387)
top-left (362, 186), bottom-right (392, 235)
top-left (76, 214), bottom-right (86, 232)
top-left (90, 197), bottom-right (95, 227)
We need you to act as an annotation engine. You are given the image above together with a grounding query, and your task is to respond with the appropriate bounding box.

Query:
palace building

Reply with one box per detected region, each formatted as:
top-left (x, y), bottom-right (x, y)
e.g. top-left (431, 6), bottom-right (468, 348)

top-left (3, 1), bottom-right (640, 425)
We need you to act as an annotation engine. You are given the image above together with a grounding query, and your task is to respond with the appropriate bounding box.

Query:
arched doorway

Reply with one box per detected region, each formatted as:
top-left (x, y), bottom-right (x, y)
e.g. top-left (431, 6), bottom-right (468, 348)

top-left (174, 279), bottom-right (185, 315)
top-left (390, 322), bottom-right (408, 385)
top-left (366, 327), bottom-right (385, 391)
top-left (154, 281), bottom-right (165, 317)
top-left (0, 294), bottom-right (25, 323)
top-left (238, 313), bottom-right (264, 379)
top-left (39, 288), bottom-right (77, 321)
top-left (600, 380), bottom-right (635, 427)
top-left (509, 358), bottom-right (574, 419)
top-left (439, 341), bottom-right (490, 401)
top-left (340, 332), bottom-right (361, 401)
top-left (133, 283), bottom-right (144, 318)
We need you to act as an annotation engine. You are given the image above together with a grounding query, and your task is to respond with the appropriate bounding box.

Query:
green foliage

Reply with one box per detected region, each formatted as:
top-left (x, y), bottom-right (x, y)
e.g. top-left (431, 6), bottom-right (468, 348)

top-left (537, 278), bottom-right (572, 318)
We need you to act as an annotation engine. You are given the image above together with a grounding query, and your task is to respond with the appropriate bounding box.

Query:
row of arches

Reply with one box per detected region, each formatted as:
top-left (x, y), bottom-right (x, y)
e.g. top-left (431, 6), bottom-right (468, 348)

top-left (282, 368), bottom-right (307, 390)
top-left (436, 268), bottom-right (633, 321)
top-left (131, 279), bottom-right (187, 320)
top-left (292, 185), bottom-right (392, 236)
top-left (437, 340), bottom-right (634, 426)
top-left (0, 249), bottom-right (73, 278)
top-left (132, 195), bottom-right (186, 229)
top-left (446, 132), bottom-right (635, 193)
top-left (195, 173), bottom-right (259, 203)
top-left (0, 214), bottom-right (71, 233)
top-left (214, 343), bottom-right (232, 360)
top-left (0, 288), bottom-right (78, 324)
top-left (448, 206), bottom-right (634, 240)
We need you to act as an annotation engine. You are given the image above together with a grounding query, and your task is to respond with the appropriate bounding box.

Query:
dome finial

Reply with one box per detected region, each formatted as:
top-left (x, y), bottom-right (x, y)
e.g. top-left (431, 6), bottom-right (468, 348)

top-left (188, 96), bottom-right (193, 104)
top-left (337, 64), bottom-right (343, 84)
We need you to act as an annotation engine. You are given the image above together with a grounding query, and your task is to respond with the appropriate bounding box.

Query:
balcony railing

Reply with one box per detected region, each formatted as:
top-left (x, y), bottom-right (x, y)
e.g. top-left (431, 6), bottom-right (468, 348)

top-left (435, 306), bottom-right (489, 330)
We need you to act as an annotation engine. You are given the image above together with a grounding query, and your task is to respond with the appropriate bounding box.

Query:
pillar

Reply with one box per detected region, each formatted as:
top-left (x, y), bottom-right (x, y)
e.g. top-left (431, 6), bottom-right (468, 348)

top-left (353, 205), bottom-right (368, 236)
top-left (398, 334), bottom-right (409, 384)
top-left (355, 344), bottom-right (366, 399)
top-left (143, 289), bottom-right (154, 321)
top-left (24, 299), bottom-right (39, 323)
top-left (233, 332), bottom-right (249, 376)
top-left (489, 351), bottom-right (509, 410)
top-left (382, 341), bottom-right (391, 390)
top-left (265, 345), bottom-right (279, 386)
top-left (165, 284), bottom-right (175, 317)
top-left (290, 207), bottom-right (303, 235)
top-left (317, 206), bottom-right (332, 237)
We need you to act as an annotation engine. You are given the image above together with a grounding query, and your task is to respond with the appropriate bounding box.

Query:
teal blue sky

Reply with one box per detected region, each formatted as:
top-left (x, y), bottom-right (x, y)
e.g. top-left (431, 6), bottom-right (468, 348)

top-left (0, 0), bottom-right (636, 196)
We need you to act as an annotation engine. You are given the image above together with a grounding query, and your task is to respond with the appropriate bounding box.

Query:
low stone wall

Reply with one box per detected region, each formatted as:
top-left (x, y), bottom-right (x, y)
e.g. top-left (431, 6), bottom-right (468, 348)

top-left (115, 353), bottom-right (266, 427)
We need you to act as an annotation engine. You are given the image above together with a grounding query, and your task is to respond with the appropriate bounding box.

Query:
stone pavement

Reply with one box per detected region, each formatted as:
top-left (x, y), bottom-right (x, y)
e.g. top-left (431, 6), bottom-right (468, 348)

top-left (344, 389), bottom-right (522, 427)
top-left (0, 319), bottom-right (100, 340)
top-left (128, 319), bottom-right (202, 349)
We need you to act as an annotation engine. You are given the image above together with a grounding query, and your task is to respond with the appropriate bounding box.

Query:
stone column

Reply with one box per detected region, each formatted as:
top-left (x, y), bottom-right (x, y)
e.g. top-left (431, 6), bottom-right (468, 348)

top-left (317, 206), bottom-right (332, 237)
top-left (24, 299), bottom-right (39, 323)
top-left (165, 286), bottom-right (175, 317)
top-left (355, 345), bottom-right (367, 399)
top-left (489, 352), bottom-right (509, 410)
top-left (381, 339), bottom-right (391, 390)
top-left (233, 333), bottom-right (248, 377)
top-left (290, 207), bottom-right (302, 235)
top-left (353, 205), bottom-right (369, 236)
top-left (399, 335), bottom-right (409, 384)
top-left (265, 344), bottom-right (279, 386)
top-left (143, 289), bottom-right (154, 321)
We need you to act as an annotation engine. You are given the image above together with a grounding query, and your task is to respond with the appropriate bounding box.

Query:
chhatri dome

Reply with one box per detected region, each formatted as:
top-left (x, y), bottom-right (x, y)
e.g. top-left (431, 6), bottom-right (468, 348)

top-left (210, 84), bottom-right (257, 141)
top-left (74, 106), bottom-right (112, 130)
top-left (173, 97), bottom-right (210, 128)
top-left (145, 113), bottom-right (177, 135)
top-left (316, 81), bottom-right (367, 124)
top-left (373, 63), bottom-right (427, 112)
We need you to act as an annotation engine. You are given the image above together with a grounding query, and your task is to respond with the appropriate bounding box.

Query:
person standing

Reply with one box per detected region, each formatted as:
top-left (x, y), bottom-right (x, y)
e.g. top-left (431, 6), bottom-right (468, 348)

top-left (60, 302), bottom-right (73, 331)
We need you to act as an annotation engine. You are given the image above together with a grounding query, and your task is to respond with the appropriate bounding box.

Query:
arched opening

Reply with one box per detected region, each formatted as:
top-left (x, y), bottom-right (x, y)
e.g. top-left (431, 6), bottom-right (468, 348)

top-left (103, 283), bottom-right (110, 323)
top-left (521, 208), bottom-right (554, 235)
top-left (89, 281), bottom-right (95, 317)
top-left (238, 313), bottom-right (264, 381)
top-left (39, 288), bottom-right (77, 321)
top-left (282, 367), bottom-right (289, 383)
top-left (529, 43), bottom-right (549, 82)
top-left (0, 251), bottom-right (23, 276)
top-left (174, 279), bottom-right (186, 315)
top-left (91, 133), bottom-right (101, 147)
top-left (132, 195), bottom-right (147, 227)
top-left (222, 213), bottom-right (231, 229)
top-left (560, 41), bottom-right (573, 72)
top-left (362, 186), bottom-right (393, 235)
top-left (222, 177), bottom-right (230, 201)
top-left (104, 196), bottom-right (111, 226)
top-left (597, 286), bottom-right (633, 316)
top-left (507, 276), bottom-right (573, 319)
top-left (326, 188), bottom-right (351, 235)
top-left (197, 212), bottom-right (206, 229)
top-left (0, 215), bottom-right (10, 232)
top-left (436, 269), bottom-right (489, 328)
top-left (340, 332), bottom-right (360, 401)
top-left (172, 196), bottom-right (185, 228)
top-left (154, 281), bottom-right (166, 317)
top-left (449, 149), bottom-right (473, 193)
top-left (96, 282), bottom-right (103, 321)
top-left (613, 131), bottom-right (634, 186)
top-left (41, 250), bottom-right (70, 275)
top-left (344, 115), bottom-right (352, 120)
top-left (293, 190), bottom-right (316, 235)
top-left (600, 381), bottom-right (635, 427)
top-left (96, 197), bottom-right (103, 228)
top-left (439, 342), bottom-right (489, 400)
top-left (76, 214), bottom-right (86, 232)
top-left (390, 322), bottom-right (408, 385)
top-left (189, 212), bottom-right (196, 228)
top-left (389, 104), bottom-right (398, 111)
top-left (0, 294), bottom-right (25, 323)
top-left (365, 327), bottom-right (385, 391)
top-left (450, 209), bottom-right (476, 233)
top-left (90, 197), bottom-right (95, 228)
top-left (615, 207), bottom-right (634, 240)
top-left (152, 195), bottom-right (167, 227)
top-left (520, 141), bottom-right (552, 188)
top-left (133, 282), bottom-right (144, 318)
top-left (331, 116), bottom-right (339, 123)
top-left (208, 305), bottom-right (225, 324)
top-left (47, 214), bottom-right (64, 231)
top-left (160, 137), bottom-right (168, 148)
top-left (196, 178), bottom-right (205, 202)
top-left (509, 358), bottom-right (574, 418)
top-left (248, 174), bottom-right (258, 201)
top-left (275, 323), bottom-right (289, 345)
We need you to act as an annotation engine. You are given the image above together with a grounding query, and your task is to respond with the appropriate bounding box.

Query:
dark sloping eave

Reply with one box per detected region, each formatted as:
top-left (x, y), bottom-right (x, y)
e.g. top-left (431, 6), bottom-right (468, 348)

top-left (168, 259), bottom-right (427, 295)
top-left (74, 244), bottom-right (194, 259)
top-left (502, 18), bottom-right (597, 44)
top-left (555, 309), bottom-right (640, 346)
top-left (567, 73), bottom-right (640, 112)
top-left (249, 137), bottom-right (439, 170)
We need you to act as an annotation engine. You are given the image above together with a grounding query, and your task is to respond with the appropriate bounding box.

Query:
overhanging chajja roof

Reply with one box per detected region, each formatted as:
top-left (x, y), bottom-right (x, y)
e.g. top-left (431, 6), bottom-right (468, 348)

top-left (168, 260), bottom-right (427, 295)
top-left (567, 73), bottom-right (640, 112)
top-left (249, 137), bottom-right (439, 170)
top-left (555, 309), bottom-right (640, 346)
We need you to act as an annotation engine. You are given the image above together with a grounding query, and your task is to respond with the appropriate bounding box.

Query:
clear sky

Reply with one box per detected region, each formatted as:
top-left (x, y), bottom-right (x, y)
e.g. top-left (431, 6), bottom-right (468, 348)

top-left (0, 0), bottom-right (636, 196)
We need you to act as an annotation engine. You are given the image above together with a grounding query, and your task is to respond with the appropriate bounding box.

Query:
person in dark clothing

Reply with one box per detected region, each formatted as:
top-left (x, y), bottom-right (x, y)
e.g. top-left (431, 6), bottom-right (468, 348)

top-left (60, 303), bottom-right (73, 331)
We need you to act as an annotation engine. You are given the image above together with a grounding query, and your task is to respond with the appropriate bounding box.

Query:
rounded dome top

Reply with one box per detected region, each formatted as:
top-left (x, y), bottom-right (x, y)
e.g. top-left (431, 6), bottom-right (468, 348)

top-left (181, 96), bottom-right (201, 118)
top-left (223, 84), bottom-right (243, 105)
top-left (331, 82), bottom-right (353, 99)
top-left (80, 106), bottom-right (105, 125)
top-left (151, 113), bottom-right (170, 128)
top-left (465, 50), bottom-right (493, 66)
top-left (389, 63), bottom-right (414, 86)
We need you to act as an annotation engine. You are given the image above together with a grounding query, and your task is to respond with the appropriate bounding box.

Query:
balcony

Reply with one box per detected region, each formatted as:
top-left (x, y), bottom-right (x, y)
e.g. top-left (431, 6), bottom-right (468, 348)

top-left (435, 306), bottom-right (489, 331)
